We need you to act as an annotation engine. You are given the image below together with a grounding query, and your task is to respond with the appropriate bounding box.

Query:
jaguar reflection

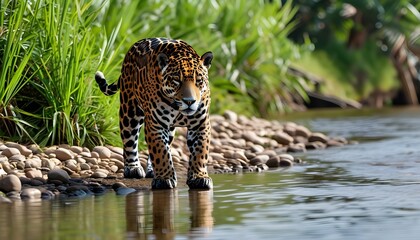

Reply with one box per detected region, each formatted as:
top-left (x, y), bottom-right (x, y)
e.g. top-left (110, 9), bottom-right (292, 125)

top-left (125, 189), bottom-right (213, 239)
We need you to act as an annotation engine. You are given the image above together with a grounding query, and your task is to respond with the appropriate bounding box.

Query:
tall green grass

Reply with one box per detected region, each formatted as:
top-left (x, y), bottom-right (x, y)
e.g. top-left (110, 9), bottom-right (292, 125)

top-left (1, 0), bottom-right (308, 146)
top-left (0, 0), bottom-right (37, 140)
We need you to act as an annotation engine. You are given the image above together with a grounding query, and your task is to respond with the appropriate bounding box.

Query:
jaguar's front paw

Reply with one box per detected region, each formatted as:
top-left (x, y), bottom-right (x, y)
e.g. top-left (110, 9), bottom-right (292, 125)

top-left (187, 177), bottom-right (213, 190)
top-left (123, 165), bottom-right (146, 178)
top-left (152, 178), bottom-right (177, 189)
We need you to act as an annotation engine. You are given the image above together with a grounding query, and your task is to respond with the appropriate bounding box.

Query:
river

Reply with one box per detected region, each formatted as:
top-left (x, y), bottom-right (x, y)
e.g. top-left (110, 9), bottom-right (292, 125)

top-left (1, 107), bottom-right (420, 240)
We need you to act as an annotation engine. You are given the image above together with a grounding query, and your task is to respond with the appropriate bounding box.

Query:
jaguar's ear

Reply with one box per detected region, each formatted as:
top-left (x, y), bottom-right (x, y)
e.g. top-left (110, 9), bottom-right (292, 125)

top-left (157, 53), bottom-right (169, 71)
top-left (201, 52), bottom-right (213, 70)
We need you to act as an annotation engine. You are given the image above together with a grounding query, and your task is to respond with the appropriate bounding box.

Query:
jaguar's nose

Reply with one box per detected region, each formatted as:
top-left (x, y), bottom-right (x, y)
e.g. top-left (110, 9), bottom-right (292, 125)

top-left (182, 98), bottom-right (196, 106)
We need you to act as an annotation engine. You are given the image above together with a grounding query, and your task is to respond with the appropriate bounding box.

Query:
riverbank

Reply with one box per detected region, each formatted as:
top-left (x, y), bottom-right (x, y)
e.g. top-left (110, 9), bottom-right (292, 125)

top-left (0, 110), bottom-right (351, 201)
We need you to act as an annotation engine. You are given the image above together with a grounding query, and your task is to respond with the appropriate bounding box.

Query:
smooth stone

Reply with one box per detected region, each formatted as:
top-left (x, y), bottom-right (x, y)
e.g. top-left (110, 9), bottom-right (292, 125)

top-left (242, 131), bottom-right (265, 145)
top-left (256, 163), bottom-right (269, 171)
top-left (55, 148), bottom-right (73, 161)
top-left (279, 159), bottom-right (293, 167)
top-left (0, 168), bottom-right (7, 177)
top-left (110, 153), bottom-right (124, 162)
top-left (249, 155), bottom-right (269, 166)
top-left (0, 174), bottom-right (22, 192)
top-left (112, 182), bottom-right (127, 190)
top-left (110, 165), bottom-right (119, 173)
top-left (108, 146), bottom-right (123, 155)
top-left (279, 154), bottom-right (294, 162)
top-left (116, 187), bottom-right (136, 195)
top-left (41, 190), bottom-right (55, 200)
top-left (49, 179), bottom-right (64, 185)
top-left (19, 176), bottom-right (32, 185)
top-left (91, 170), bottom-right (108, 178)
top-left (110, 159), bottom-right (124, 169)
top-left (41, 159), bottom-right (56, 170)
top-left (306, 141), bottom-right (326, 150)
top-left (67, 189), bottom-right (87, 198)
top-left (25, 169), bottom-right (43, 179)
top-left (92, 146), bottom-right (111, 159)
top-left (6, 191), bottom-right (21, 200)
top-left (29, 179), bottom-right (44, 186)
top-left (85, 158), bottom-right (98, 165)
top-left (308, 132), bottom-right (329, 143)
top-left (294, 125), bottom-right (311, 138)
top-left (249, 144), bottom-right (265, 153)
top-left (9, 154), bottom-right (26, 162)
top-left (21, 188), bottom-right (42, 200)
top-left (1, 147), bottom-right (21, 158)
top-left (266, 156), bottom-right (280, 168)
top-left (272, 132), bottom-right (294, 145)
top-left (47, 169), bottom-right (70, 183)
top-left (70, 146), bottom-right (83, 154)
top-left (66, 185), bottom-right (90, 194)
top-left (223, 110), bottom-right (238, 122)
top-left (80, 163), bottom-right (91, 170)
top-left (5, 142), bottom-right (32, 157)
top-left (287, 143), bottom-right (307, 152)
top-left (0, 155), bottom-right (8, 162)
top-left (25, 157), bottom-right (42, 168)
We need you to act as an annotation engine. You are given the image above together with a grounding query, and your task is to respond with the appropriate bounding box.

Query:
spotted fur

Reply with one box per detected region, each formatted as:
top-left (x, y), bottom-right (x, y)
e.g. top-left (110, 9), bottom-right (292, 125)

top-left (95, 38), bottom-right (213, 189)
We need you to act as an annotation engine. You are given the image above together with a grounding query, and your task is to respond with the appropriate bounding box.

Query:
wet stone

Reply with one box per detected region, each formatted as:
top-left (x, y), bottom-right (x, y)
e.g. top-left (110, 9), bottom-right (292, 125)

top-left (279, 159), bottom-right (293, 167)
top-left (308, 132), bottom-right (329, 143)
top-left (21, 188), bottom-right (42, 200)
top-left (41, 190), bottom-right (55, 200)
top-left (116, 187), bottom-right (136, 195)
top-left (266, 156), bottom-right (280, 168)
top-left (47, 169), bottom-right (70, 183)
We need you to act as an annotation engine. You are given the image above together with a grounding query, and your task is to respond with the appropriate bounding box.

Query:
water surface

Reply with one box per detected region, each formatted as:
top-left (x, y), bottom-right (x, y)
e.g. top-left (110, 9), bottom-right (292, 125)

top-left (1, 107), bottom-right (420, 240)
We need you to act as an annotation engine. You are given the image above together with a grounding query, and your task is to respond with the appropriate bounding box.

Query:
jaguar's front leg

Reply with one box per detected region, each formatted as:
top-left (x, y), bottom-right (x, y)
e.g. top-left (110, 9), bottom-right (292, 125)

top-left (186, 117), bottom-right (213, 190)
top-left (145, 121), bottom-right (177, 189)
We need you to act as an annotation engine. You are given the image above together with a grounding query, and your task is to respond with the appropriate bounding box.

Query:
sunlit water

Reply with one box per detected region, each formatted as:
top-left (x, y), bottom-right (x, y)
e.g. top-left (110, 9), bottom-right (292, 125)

top-left (1, 107), bottom-right (420, 240)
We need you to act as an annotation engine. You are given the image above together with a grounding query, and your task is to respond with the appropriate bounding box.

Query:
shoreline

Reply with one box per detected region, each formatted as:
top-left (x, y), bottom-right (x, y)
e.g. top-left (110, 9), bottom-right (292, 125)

top-left (0, 110), bottom-right (351, 201)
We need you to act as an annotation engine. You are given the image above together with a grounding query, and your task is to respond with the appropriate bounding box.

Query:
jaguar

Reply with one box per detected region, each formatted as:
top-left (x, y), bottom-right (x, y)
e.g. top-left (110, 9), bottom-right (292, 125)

top-left (95, 37), bottom-right (213, 189)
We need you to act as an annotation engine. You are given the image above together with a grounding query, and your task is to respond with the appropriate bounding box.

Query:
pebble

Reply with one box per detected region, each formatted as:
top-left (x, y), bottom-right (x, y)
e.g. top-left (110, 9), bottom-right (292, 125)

top-left (55, 148), bottom-right (73, 161)
top-left (91, 170), bottom-right (108, 178)
top-left (47, 169), bottom-right (70, 183)
top-left (0, 175), bottom-right (22, 193)
top-left (116, 187), bottom-right (136, 195)
top-left (92, 146), bottom-right (112, 159)
top-left (308, 132), bottom-right (329, 143)
top-left (25, 169), bottom-right (43, 179)
top-left (21, 188), bottom-right (42, 200)
top-left (1, 147), bottom-right (21, 158)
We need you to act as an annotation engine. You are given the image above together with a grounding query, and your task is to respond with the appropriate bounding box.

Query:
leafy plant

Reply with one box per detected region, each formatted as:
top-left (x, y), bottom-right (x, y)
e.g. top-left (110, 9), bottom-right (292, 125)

top-left (0, 0), bottom-right (37, 140)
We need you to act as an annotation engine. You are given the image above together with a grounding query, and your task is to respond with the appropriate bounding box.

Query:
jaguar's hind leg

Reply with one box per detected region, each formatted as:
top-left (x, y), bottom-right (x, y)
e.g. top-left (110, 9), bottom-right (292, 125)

top-left (120, 97), bottom-right (146, 178)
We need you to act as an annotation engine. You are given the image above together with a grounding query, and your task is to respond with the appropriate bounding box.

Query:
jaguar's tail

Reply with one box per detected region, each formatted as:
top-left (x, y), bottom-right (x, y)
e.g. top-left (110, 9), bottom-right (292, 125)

top-left (95, 71), bottom-right (119, 96)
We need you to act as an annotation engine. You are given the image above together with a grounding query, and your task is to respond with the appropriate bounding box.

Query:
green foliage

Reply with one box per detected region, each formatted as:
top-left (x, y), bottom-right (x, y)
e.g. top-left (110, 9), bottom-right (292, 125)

top-left (290, 0), bottom-right (419, 103)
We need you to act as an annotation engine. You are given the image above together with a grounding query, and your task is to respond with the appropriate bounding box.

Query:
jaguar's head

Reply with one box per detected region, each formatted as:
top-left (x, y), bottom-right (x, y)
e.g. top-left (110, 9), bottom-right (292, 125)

top-left (158, 49), bottom-right (213, 116)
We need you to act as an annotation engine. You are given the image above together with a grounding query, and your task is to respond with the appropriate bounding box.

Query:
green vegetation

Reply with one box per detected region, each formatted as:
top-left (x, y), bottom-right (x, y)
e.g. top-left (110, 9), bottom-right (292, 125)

top-left (1, 0), bottom-right (419, 147)
top-left (290, 0), bottom-right (420, 104)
